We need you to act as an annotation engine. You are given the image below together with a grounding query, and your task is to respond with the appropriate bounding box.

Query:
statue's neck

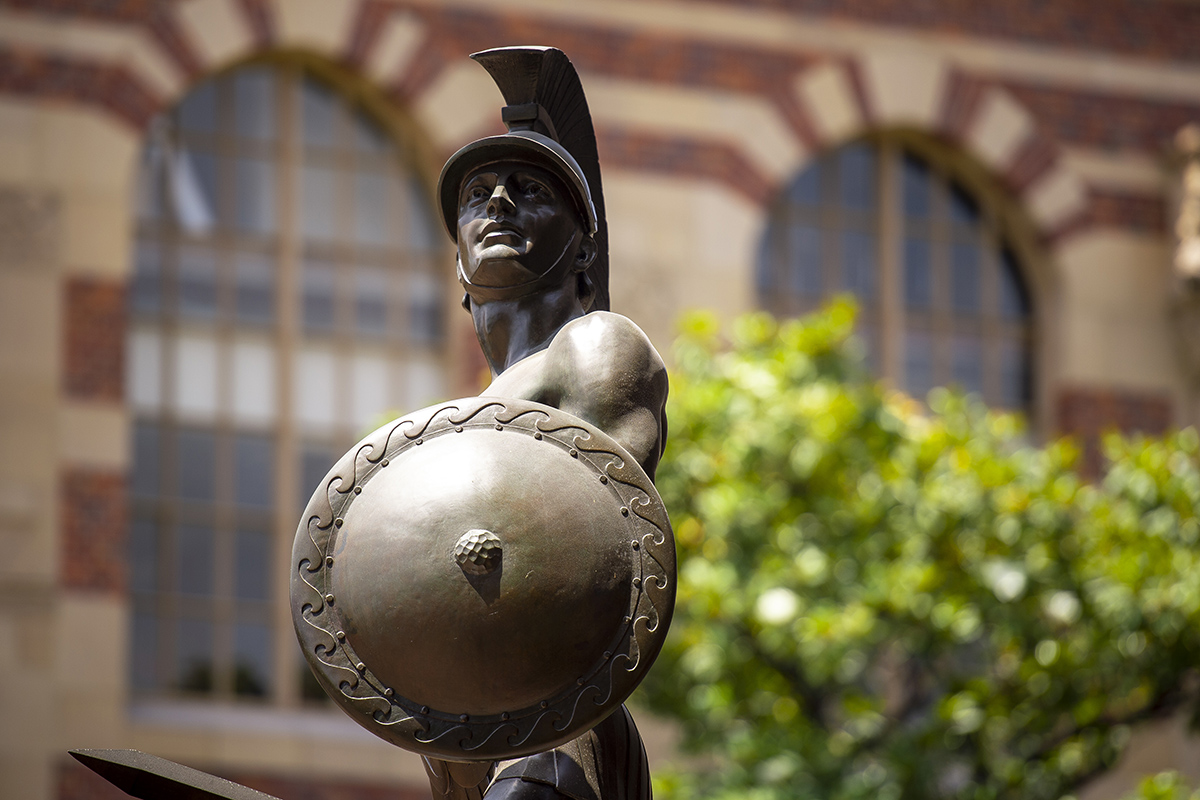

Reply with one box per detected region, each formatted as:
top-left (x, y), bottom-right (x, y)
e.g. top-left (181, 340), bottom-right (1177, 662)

top-left (469, 284), bottom-right (585, 376)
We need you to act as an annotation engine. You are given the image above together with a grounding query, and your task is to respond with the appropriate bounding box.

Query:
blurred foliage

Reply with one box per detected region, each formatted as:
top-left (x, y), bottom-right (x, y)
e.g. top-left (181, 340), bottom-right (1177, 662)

top-left (640, 301), bottom-right (1200, 800)
top-left (1122, 773), bottom-right (1200, 800)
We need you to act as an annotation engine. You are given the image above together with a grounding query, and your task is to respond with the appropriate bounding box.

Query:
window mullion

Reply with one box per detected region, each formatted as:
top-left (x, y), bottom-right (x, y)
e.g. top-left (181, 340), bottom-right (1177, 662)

top-left (272, 65), bottom-right (302, 708)
top-left (878, 141), bottom-right (903, 388)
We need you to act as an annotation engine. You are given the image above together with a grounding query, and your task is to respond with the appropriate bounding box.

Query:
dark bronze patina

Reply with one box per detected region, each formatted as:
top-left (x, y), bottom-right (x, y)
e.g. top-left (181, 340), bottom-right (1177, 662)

top-left (293, 46), bottom-right (673, 799)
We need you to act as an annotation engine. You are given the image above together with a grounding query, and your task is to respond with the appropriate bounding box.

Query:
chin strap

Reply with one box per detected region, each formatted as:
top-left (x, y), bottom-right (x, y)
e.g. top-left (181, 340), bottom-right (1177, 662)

top-left (459, 229), bottom-right (586, 304)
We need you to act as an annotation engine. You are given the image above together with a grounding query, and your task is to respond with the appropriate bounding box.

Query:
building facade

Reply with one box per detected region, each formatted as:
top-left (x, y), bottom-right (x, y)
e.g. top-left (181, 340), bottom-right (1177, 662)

top-left (0, 0), bottom-right (1198, 797)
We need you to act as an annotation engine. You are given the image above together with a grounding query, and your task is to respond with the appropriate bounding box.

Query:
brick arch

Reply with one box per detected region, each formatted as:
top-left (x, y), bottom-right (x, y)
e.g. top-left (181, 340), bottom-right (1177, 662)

top-left (785, 54), bottom-right (1089, 241)
top-left (171, 0), bottom-right (429, 100)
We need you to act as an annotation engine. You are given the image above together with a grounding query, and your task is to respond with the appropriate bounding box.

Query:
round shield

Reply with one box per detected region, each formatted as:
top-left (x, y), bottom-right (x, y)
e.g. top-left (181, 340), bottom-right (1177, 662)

top-left (291, 397), bottom-right (675, 761)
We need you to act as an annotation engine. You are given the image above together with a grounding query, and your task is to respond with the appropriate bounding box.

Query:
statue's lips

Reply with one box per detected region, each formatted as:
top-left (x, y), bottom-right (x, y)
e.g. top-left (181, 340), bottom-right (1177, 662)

top-left (480, 222), bottom-right (525, 248)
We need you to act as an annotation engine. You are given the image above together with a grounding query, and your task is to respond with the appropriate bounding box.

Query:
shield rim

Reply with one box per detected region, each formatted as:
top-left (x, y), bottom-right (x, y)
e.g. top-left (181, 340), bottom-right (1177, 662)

top-left (291, 396), bottom-right (675, 761)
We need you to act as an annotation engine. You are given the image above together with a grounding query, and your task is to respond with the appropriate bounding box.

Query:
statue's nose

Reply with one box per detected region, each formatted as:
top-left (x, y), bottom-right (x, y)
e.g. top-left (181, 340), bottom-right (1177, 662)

top-left (487, 183), bottom-right (515, 215)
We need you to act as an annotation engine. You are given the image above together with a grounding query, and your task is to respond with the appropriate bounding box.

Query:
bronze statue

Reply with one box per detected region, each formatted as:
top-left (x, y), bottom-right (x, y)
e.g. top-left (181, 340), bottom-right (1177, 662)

top-left (290, 46), bottom-right (674, 800)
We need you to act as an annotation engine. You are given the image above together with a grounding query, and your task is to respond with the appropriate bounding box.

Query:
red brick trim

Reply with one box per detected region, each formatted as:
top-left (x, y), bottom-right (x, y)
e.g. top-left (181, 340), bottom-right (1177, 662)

top-left (60, 468), bottom-right (127, 595)
top-left (235, 0), bottom-right (275, 50)
top-left (937, 70), bottom-right (987, 145)
top-left (1002, 81), bottom-right (1199, 153)
top-left (0, 0), bottom-right (176, 25)
top-left (347, 0), bottom-right (395, 69)
top-left (396, 1), bottom-right (812, 95)
top-left (65, 278), bottom-right (127, 403)
top-left (147, 7), bottom-right (204, 81)
top-left (1003, 134), bottom-right (1059, 195)
top-left (597, 126), bottom-right (775, 207)
top-left (1057, 385), bottom-right (1173, 477)
top-left (635, 0), bottom-right (1200, 64)
top-left (0, 47), bottom-right (161, 129)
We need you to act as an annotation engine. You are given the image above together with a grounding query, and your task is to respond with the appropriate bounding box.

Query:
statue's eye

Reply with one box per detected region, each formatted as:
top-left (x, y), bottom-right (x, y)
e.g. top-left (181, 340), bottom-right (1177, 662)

top-left (467, 185), bottom-right (489, 202)
top-left (523, 182), bottom-right (548, 200)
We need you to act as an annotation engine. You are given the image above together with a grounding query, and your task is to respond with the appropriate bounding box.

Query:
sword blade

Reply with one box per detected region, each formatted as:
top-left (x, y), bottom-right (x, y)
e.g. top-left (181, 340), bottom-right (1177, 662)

top-left (69, 749), bottom-right (282, 800)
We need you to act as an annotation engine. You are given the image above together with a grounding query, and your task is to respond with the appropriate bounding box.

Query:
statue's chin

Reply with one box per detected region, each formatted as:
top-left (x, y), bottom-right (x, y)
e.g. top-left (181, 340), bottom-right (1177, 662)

top-left (465, 252), bottom-right (542, 288)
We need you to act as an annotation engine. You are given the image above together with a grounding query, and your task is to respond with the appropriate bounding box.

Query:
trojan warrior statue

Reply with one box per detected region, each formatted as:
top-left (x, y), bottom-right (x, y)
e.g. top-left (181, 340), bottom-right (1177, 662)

top-left (291, 47), bottom-right (674, 800)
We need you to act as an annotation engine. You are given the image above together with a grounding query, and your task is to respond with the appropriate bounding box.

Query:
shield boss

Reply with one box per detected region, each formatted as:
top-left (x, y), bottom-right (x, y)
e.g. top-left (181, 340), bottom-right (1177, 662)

top-left (291, 397), bottom-right (674, 761)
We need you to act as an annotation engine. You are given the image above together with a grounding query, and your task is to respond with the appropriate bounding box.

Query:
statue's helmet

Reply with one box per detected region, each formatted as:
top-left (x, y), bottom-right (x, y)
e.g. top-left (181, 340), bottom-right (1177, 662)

top-left (436, 46), bottom-right (610, 312)
top-left (438, 129), bottom-right (598, 239)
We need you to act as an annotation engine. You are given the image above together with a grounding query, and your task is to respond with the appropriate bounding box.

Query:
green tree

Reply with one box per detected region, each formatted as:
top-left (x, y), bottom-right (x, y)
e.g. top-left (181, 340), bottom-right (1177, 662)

top-left (640, 302), bottom-right (1200, 800)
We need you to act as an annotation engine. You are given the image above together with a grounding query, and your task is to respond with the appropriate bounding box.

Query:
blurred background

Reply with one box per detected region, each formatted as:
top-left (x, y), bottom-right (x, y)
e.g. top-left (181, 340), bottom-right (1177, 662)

top-left (0, 0), bottom-right (1198, 797)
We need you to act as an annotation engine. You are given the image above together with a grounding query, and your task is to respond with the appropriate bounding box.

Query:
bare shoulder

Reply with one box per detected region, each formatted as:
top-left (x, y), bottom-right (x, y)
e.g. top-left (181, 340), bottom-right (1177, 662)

top-left (552, 312), bottom-right (666, 379)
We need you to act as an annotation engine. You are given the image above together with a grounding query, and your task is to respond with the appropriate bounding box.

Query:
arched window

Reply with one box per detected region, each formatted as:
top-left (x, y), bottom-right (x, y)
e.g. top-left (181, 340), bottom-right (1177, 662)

top-left (757, 140), bottom-right (1033, 413)
top-left (127, 63), bottom-right (447, 701)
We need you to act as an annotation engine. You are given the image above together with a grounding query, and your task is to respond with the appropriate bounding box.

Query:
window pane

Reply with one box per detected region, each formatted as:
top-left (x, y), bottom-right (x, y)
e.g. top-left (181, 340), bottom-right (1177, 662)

top-left (902, 152), bottom-right (932, 218)
top-left (178, 246), bottom-right (217, 319)
top-left (355, 171), bottom-right (390, 246)
top-left (841, 230), bottom-right (874, 299)
top-left (234, 67), bottom-right (275, 141)
top-left (789, 162), bottom-right (821, 206)
top-left (999, 248), bottom-right (1030, 320)
top-left (905, 331), bottom-right (934, 400)
top-left (1000, 339), bottom-right (1031, 409)
top-left (235, 157), bottom-right (275, 234)
top-left (403, 358), bottom-right (444, 411)
top-left (129, 517), bottom-right (158, 594)
top-left (301, 165), bottom-right (338, 241)
top-left (839, 143), bottom-right (875, 210)
top-left (408, 272), bottom-right (443, 344)
top-left (355, 267), bottom-right (389, 336)
top-left (173, 334), bottom-right (218, 419)
top-left (302, 78), bottom-right (339, 148)
top-left (234, 622), bottom-right (272, 697)
top-left (171, 150), bottom-right (217, 233)
top-left (951, 242), bottom-right (981, 313)
top-left (787, 224), bottom-right (822, 296)
top-left (176, 428), bottom-right (215, 501)
top-left (131, 422), bottom-right (160, 497)
top-left (303, 260), bottom-right (336, 332)
top-left (176, 524), bottom-right (214, 595)
top-left (951, 336), bottom-right (984, 395)
top-left (404, 176), bottom-right (438, 253)
top-left (352, 354), bottom-right (390, 430)
top-left (295, 347), bottom-right (336, 428)
top-left (950, 181), bottom-right (980, 227)
top-left (300, 444), bottom-right (336, 507)
top-left (904, 237), bottom-right (932, 310)
top-left (129, 330), bottom-right (163, 412)
top-left (133, 242), bottom-right (162, 314)
top-left (176, 616), bottom-right (214, 692)
top-left (354, 114), bottom-right (388, 154)
top-left (231, 339), bottom-right (276, 426)
top-left (234, 252), bottom-right (274, 325)
top-left (178, 81), bottom-right (217, 134)
top-left (235, 433), bottom-right (274, 508)
top-left (235, 527), bottom-right (271, 601)
top-left (131, 610), bottom-right (159, 690)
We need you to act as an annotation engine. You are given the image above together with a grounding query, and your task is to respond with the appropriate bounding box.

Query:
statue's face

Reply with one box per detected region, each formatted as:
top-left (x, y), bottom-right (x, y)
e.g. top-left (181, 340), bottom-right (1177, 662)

top-left (456, 161), bottom-right (584, 290)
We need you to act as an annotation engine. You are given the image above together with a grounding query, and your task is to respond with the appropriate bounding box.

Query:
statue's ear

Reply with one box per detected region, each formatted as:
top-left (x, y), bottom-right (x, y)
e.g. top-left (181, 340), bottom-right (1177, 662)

top-left (574, 234), bottom-right (597, 272)
top-left (456, 252), bottom-right (472, 312)
top-left (577, 268), bottom-right (596, 312)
